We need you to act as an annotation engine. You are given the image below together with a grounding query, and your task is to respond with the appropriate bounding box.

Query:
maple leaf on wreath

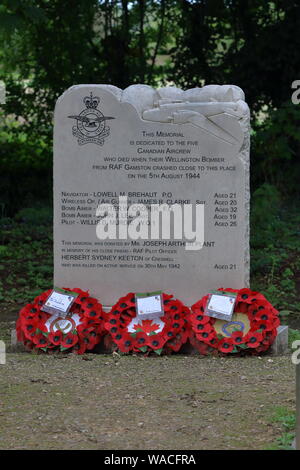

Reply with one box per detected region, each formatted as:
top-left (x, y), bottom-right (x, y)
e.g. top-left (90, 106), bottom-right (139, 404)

top-left (133, 319), bottom-right (161, 334)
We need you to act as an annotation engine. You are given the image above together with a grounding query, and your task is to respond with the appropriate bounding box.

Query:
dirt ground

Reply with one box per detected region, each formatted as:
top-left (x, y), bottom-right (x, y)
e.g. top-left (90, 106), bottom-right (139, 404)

top-left (0, 350), bottom-right (295, 450)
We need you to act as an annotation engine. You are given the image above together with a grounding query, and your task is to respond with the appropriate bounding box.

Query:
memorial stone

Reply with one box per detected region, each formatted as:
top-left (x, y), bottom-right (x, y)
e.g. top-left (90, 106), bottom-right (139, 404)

top-left (54, 84), bottom-right (250, 307)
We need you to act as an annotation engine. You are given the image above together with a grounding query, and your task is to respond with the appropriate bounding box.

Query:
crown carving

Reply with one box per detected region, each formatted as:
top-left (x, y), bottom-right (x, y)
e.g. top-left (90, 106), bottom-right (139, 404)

top-left (84, 92), bottom-right (100, 109)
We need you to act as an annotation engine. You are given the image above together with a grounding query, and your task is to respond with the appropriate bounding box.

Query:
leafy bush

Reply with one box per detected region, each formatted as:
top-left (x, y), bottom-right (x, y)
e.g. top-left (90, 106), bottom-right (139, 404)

top-left (14, 206), bottom-right (52, 226)
top-left (251, 103), bottom-right (300, 198)
top-left (250, 183), bottom-right (282, 249)
top-left (0, 114), bottom-right (52, 216)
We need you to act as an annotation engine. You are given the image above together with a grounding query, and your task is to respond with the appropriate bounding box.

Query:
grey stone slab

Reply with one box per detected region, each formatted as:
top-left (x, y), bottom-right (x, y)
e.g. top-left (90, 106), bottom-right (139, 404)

top-left (53, 84), bottom-right (250, 307)
top-left (270, 325), bottom-right (289, 355)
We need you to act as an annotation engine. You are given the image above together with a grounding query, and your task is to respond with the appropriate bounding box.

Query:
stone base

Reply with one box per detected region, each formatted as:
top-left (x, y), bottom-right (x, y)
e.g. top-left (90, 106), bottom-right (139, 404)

top-left (11, 329), bottom-right (17, 346)
top-left (270, 325), bottom-right (289, 356)
top-left (9, 329), bottom-right (26, 352)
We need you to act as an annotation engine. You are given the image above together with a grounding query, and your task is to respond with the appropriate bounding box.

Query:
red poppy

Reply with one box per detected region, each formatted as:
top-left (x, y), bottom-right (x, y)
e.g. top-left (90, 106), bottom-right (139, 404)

top-left (124, 308), bottom-right (136, 319)
top-left (165, 333), bottom-right (184, 352)
top-left (236, 288), bottom-right (253, 303)
top-left (247, 305), bottom-right (260, 319)
top-left (231, 331), bottom-right (245, 345)
top-left (245, 331), bottom-right (264, 348)
top-left (265, 329), bottom-right (277, 343)
top-left (133, 331), bottom-right (149, 351)
top-left (163, 329), bottom-right (176, 341)
top-left (32, 333), bottom-right (49, 348)
top-left (84, 309), bottom-right (102, 320)
top-left (79, 325), bottom-right (94, 336)
top-left (168, 319), bottom-right (184, 332)
top-left (181, 322), bottom-right (190, 343)
top-left (77, 324), bottom-right (90, 336)
top-left (168, 307), bottom-right (184, 320)
top-left (235, 302), bottom-right (249, 313)
top-left (61, 332), bottom-right (78, 349)
top-left (249, 299), bottom-right (272, 314)
top-left (252, 319), bottom-right (274, 332)
top-left (194, 322), bottom-right (213, 335)
top-left (161, 294), bottom-right (175, 310)
top-left (22, 305), bottom-right (39, 318)
top-left (196, 329), bottom-right (215, 343)
top-left (118, 293), bottom-right (136, 309)
top-left (72, 339), bottom-right (86, 355)
top-left (207, 336), bottom-right (219, 348)
top-left (254, 343), bottom-right (271, 354)
top-left (256, 310), bottom-right (276, 323)
top-left (87, 329), bottom-right (100, 345)
top-left (40, 313), bottom-right (50, 324)
top-left (81, 335), bottom-right (95, 350)
top-left (34, 289), bottom-right (52, 304)
top-left (104, 321), bottom-right (120, 337)
top-left (18, 315), bottom-right (35, 329)
top-left (85, 318), bottom-right (97, 328)
top-left (191, 301), bottom-right (206, 315)
top-left (22, 321), bottom-right (37, 340)
top-left (19, 304), bottom-right (34, 317)
top-left (163, 299), bottom-right (182, 313)
top-left (49, 331), bottom-right (63, 346)
top-left (117, 335), bottom-right (134, 353)
top-left (36, 319), bottom-right (49, 332)
top-left (109, 307), bottom-right (122, 318)
top-left (236, 288), bottom-right (265, 304)
top-left (218, 338), bottom-right (235, 353)
top-left (148, 335), bottom-right (165, 350)
top-left (81, 300), bottom-right (97, 312)
top-left (190, 313), bottom-right (211, 326)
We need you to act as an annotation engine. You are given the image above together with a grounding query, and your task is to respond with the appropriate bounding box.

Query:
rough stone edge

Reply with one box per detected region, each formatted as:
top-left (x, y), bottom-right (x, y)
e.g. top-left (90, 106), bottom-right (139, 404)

top-left (54, 83), bottom-right (247, 115)
top-left (239, 107), bottom-right (251, 287)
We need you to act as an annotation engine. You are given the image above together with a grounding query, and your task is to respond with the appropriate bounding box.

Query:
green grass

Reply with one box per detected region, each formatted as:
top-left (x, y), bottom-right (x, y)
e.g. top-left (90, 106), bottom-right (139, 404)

top-left (267, 406), bottom-right (295, 450)
top-left (288, 328), bottom-right (300, 349)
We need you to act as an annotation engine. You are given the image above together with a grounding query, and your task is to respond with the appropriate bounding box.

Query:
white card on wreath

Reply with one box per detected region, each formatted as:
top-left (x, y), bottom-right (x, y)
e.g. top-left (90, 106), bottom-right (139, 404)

top-left (45, 290), bottom-right (74, 313)
top-left (205, 293), bottom-right (236, 321)
top-left (136, 295), bottom-right (162, 316)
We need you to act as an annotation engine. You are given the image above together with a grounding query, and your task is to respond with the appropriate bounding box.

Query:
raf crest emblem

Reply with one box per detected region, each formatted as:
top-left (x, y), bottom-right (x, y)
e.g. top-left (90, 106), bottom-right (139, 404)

top-left (68, 92), bottom-right (115, 146)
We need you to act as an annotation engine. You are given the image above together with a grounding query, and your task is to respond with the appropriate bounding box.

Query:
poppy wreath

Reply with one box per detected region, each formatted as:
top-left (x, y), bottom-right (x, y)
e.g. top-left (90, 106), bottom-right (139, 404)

top-left (16, 288), bottom-right (105, 354)
top-left (189, 288), bottom-right (280, 356)
top-left (104, 292), bottom-right (190, 355)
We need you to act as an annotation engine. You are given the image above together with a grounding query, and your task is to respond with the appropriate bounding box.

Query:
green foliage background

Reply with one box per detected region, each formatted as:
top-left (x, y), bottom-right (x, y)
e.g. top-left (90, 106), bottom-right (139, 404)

top-left (0, 0), bottom-right (299, 320)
